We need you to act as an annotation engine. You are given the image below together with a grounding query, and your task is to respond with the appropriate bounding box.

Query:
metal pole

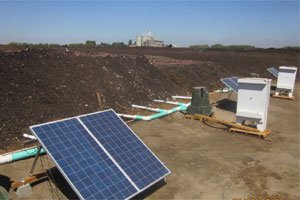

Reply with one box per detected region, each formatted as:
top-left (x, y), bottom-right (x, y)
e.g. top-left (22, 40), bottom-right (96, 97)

top-left (29, 146), bottom-right (42, 176)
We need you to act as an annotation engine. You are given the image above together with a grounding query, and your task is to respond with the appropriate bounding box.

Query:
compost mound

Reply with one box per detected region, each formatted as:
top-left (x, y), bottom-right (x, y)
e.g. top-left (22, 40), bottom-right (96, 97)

top-left (0, 47), bottom-right (299, 149)
top-left (0, 48), bottom-right (220, 148)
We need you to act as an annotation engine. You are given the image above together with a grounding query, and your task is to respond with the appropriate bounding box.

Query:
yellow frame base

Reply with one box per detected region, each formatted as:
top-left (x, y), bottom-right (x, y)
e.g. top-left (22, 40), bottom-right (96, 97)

top-left (272, 94), bottom-right (294, 100)
top-left (186, 114), bottom-right (271, 138)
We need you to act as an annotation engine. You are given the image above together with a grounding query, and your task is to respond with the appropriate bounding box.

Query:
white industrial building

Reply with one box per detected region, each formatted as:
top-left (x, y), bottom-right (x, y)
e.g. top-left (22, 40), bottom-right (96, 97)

top-left (135, 30), bottom-right (164, 47)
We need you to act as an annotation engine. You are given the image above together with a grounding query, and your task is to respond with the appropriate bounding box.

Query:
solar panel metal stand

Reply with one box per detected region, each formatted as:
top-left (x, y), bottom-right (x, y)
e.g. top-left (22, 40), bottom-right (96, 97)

top-left (11, 146), bottom-right (48, 190)
top-left (224, 87), bottom-right (234, 97)
top-left (29, 146), bottom-right (42, 175)
top-left (186, 114), bottom-right (271, 138)
top-left (11, 172), bottom-right (48, 190)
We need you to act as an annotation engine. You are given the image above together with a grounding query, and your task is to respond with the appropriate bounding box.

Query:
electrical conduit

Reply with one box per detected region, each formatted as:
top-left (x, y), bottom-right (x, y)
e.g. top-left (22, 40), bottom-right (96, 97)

top-left (118, 104), bottom-right (189, 121)
top-left (0, 147), bottom-right (45, 165)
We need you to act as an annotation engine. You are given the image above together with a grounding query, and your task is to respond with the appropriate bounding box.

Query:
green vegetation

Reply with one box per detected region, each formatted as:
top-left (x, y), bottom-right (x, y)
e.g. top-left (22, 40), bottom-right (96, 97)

top-left (100, 42), bottom-right (111, 47)
top-left (85, 40), bottom-right (96, 47)
top-left (112, 42), bottom-right (126, 47)
top-left (7, 42), bottom-right (59, 48)
top-left (210, 44), bottom-right (226, 50)
top-left (189, 44), bottom-right (256, 51)
top-left (189, 44), bottom-right (209, 51)
top-left (68, 41), bottom-right (126, 47)
top-left (282, 46), bottom-right (300, 50)
top-left (5, 39), bottom-right (132, 48)
top-left (68, 43), bottom-right (85, 48)
top-left (3, 41), bottom-right (298, 51)
top-left (227, 45), bottom-right (256, 51)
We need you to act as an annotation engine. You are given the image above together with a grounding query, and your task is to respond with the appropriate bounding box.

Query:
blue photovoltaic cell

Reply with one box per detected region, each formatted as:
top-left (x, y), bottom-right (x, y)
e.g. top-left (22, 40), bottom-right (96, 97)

top-left (220, 77), bottom-right (239, 93)
top-left (267, 67), bottom-right (279, 78)
top-left (31, 118), bottom-right (137, 200)
top-left (80, 110), bottom-right (170, 190)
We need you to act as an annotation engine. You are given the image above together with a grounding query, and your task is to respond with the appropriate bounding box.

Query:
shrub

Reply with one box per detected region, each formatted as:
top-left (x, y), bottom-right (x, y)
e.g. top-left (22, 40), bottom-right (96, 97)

top-left (227, 45), bottom-right (256, 51)
top-left (210, 44), bottom-right (226, 50)
top-left (189, 44), bottom-right (209, 51)
top-left (100, 42), bottom-right (111, 47)
top-left (281, 46), bottom-right (300, 50)
top-left (112, 42), bottom-right (126, 47)
top-left (85, 40), bottom-right (96, 47)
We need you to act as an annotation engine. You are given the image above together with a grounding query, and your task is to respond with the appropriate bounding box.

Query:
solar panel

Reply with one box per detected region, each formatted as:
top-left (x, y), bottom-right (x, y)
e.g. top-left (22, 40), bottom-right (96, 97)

top-left (220, 77), bottom-right (239, 93)
top-left (31, 118), bottom-right (138, 200)
top-left (267, 67), bottom-right (279, 78)
top-left (80, 110), bottom-right (170, 190)
top-left (30, 109), bottom-right (170, 200)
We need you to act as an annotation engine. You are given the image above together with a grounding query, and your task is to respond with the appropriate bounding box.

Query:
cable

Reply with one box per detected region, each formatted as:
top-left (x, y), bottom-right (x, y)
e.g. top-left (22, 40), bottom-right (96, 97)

top-left (202, 118), bottom-right (227, 130)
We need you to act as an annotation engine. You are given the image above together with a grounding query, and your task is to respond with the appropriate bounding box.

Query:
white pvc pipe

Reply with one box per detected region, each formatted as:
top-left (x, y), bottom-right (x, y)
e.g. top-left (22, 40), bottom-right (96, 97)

top-left (213, 88), bottom-right (231, 93)
top-left (117, 113), bottom-right (136, 118)
top-left (23, 134), bottom-right (37, 140)
top-left (132, 104), bottom-right (166, 112)
top-left (153, 99), bottom-right (184, 105)
top-left (0, 146), bottom-right (45, 165)
top-left (118, 103), bottom-right (190, 121)
top-left (117, 114), bottom-right (151, 121)
top-left (0, 154), bottom-right (13, 164)
top-left (172, 96), bottom-right (192, 100)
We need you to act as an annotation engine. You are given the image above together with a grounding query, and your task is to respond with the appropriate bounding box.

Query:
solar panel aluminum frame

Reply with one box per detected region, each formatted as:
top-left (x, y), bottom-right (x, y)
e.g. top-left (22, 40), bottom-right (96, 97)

top-left (29, 109), bottom-right (170, 200)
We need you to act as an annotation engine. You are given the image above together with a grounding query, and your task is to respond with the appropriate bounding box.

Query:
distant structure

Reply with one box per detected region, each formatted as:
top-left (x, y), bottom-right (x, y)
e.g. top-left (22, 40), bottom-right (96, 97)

top-left (135, 29), bottom-right (164, 47)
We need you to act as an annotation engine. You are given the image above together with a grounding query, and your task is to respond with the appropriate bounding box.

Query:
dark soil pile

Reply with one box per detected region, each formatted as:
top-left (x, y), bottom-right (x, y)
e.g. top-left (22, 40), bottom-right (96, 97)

top-left (0, 48), bottom-right (221, 148)
top-left (0, 47), bottom-right (299, 149)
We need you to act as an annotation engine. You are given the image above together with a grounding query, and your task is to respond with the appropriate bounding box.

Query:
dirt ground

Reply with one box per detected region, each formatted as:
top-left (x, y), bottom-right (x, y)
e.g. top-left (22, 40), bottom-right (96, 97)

top-left (0, 46), bottom-right (299, 199)
top-left (1, 85), bottom-right (299, 199)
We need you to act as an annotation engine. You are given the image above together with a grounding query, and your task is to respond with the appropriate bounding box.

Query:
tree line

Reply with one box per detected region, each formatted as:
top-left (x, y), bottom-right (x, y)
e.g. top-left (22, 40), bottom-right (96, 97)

top-left (4, 41), bottom-right (300, 51)
top-left (6, 40), bottom-right (130, 48)
top-left (189, 44), bottom-right (300, 51)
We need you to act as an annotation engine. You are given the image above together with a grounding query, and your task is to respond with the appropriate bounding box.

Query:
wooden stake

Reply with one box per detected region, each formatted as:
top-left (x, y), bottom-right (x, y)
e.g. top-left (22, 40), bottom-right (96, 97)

top-left (96, 92), bottom-right (105, 110)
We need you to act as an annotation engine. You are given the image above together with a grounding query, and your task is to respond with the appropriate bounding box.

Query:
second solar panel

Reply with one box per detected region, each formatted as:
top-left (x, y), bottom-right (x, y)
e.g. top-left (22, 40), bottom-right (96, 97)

top-left (79, 110), bottom-right (171, 190)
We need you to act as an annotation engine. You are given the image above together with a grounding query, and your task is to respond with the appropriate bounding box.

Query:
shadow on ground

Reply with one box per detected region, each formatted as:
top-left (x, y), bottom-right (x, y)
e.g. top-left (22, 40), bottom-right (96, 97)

top-left (0, 174), bottom-right (10, 192)
top-left (47, 167), bottom-right (79, 200)
top-left (46, 167), bottom-right (166, 200)
top-left (131, 179), bottom-right (166, 200)
top-left (216, 98), bottom-right (237, 113)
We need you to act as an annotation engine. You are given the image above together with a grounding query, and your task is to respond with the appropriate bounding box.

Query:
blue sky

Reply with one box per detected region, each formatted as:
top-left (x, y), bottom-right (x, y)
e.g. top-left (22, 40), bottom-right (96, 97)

top-left (0, 1), bottom-right (299, 48)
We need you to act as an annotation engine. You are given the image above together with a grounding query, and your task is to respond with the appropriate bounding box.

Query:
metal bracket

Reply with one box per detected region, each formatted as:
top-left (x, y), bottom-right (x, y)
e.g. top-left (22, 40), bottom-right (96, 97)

top-left (11, 146), bottom-right (48, 190)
